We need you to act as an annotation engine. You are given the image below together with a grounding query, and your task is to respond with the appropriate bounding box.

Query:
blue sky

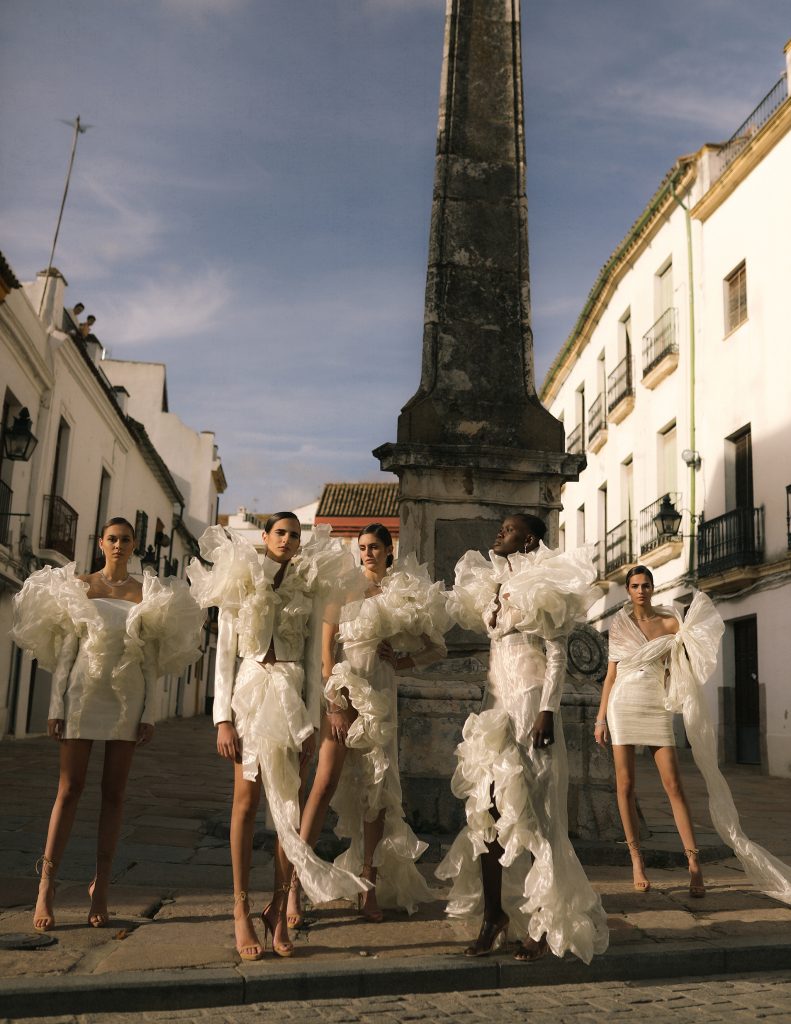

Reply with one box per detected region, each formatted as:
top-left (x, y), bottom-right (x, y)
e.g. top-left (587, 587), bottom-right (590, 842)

top-left (2, 1), bottom-right (788, 512)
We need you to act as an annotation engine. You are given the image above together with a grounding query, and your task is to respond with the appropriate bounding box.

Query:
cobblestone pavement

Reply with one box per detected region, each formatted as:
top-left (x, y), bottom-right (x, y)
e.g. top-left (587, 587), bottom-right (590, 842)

top-left (4, 971), bottom-right (791, 1023)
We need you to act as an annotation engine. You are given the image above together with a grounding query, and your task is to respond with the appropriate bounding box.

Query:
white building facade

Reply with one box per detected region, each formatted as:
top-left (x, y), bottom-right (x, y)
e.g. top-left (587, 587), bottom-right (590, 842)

top-left (541, 45), bottom-right (791, 778)
top-left (0, 261), bottom-right (226, 735)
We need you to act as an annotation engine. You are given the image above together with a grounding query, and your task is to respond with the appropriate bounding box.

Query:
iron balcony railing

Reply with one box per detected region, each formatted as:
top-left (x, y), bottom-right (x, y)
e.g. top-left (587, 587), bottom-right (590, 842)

top-left (639, 492), bottom-right (682, 555)
top-left (607, 356), bottom-right (633, 414)
top-left (592, 539), bottom-right (605, 578)
top-left (588, 393), bottom-right (606, 444)
top-left (697, 506), bottom-right (764, 578)
top-left (718, 73), bottom-right (788, 174)
top-left (0, 479), bottom-right (11, 547)
top-left (41, 494), bottom-right (79, 560)
top-left (642, 308), bottom-right (678, 377)
top-left (605, 519), bottom-right (633, 576)
top-left (567, 423), bottom-right (584, 455)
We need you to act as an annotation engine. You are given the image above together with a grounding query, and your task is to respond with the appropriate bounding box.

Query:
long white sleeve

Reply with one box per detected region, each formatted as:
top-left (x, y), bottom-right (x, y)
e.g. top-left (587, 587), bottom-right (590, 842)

top-left (213, 608), bottom-right (238, 725)
top-left (48, 632), bottom-right (79, 720)
top-left (140, 641), bottom-right (159, 726)
top-left (539, 637), bottom-right (567, 713)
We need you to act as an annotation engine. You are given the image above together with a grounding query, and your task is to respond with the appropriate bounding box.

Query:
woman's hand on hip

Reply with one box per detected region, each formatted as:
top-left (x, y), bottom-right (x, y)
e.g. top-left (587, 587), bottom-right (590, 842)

top-left (216, 721), bottom-right (240, 761)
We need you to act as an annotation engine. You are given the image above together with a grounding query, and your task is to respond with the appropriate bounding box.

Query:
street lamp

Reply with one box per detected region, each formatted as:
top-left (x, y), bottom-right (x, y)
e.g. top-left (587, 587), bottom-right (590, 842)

top-left (2, 408), bottom-right (38, 462)
top-left (652, 494), bottom-right (683, 539)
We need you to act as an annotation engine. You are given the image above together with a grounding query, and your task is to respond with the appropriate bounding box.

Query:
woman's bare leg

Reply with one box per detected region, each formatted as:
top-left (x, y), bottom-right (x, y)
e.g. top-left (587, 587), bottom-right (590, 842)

top-left (653, 745), bottom-right (703, 890)
top-left (297, 714), bottom-right (347, 849)
top-left (35, 739), bottom-right (93, 930)
top-left (263, 837), bottom-right (294, 952)
top-left (89, 740), bottom-right (137, 925)
top-left (612, 744), bottom-right (649, 888)
top-left (286, 747), bottom-right (315, 924)
top-left (360, 808), bottom-right (386, 918)
top-left (230, 763), bottom-right (263, 957)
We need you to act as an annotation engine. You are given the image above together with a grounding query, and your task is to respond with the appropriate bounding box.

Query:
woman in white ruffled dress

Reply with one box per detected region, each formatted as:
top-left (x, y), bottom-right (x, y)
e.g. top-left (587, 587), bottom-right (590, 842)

top-left (287, 522), bottom-right (448, 925)
top-left (187, 514), bottom-right (367, 960)
top-left (596, 565), bottom-right (791, 906)
top-left (13, 516), bottom-right (203, 933)
top-left (437, 514), bottom-right (609, 964)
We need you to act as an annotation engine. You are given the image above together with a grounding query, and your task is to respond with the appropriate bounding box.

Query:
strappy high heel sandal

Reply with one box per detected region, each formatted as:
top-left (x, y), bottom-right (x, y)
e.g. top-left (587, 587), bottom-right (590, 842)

top-left (514, 933), bottom-right (550, 962)
top-left (464, 912), bottom-right (509, 957)
top-left (624, 839), bottom-right (651, 892)
top-left (87, 878), bottom-right (110, 928)
top-left (685, 847), bottom-right (705, 898)
top-left (233, 891), bottom-right (264, 961)
top-left (357, 863), bottom-right (384, 923)
top-left (286, 874), bottom-right (302, 929)
top-left (33, 856), bottom-right (57, 933)
top-left (261, 883), bottom-right (294, 957)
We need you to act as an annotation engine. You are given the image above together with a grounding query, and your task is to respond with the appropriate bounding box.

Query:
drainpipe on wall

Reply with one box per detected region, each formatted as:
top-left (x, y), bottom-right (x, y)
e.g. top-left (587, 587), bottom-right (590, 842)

top-left (672, 181), bottom-right (697, 579)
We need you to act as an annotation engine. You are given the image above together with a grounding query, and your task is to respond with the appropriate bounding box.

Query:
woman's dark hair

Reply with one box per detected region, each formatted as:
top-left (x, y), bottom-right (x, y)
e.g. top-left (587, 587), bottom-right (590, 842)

top-left (100, 516), bottom-right (135, 538)
top-left (513, 513), bottom-right (547, 541)
top-left (263, 511), bottom-right (300, 533)
top-left (358, 522), bottom-right (394, 568)
top-left (625, 564), bottom-right (655, 587)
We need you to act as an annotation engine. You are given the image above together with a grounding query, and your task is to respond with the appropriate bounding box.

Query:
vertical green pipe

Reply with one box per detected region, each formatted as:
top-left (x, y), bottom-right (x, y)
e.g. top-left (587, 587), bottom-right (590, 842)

top-left (673, 182), bottom-right (697, 577)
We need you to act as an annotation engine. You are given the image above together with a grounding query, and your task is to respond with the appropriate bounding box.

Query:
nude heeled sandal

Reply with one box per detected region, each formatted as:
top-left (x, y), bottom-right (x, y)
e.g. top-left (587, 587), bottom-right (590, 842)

top-left (357, 863), bottom-right (384, 923)
top-left (261, 883), bottom-right (294, 957)
top-left (33, 856), bottom-right (57, 933)
top-left (685, 847), bottom-right (705, 898)
top-left (623, 840), bottom-right (651, 892)
top-left (233, 891), bottom-right (264, 961)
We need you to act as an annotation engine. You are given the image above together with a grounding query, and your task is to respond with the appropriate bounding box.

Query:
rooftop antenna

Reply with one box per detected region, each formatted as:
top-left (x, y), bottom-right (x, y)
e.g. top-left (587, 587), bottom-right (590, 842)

top-left (39, 115), bottom-right (93, 315)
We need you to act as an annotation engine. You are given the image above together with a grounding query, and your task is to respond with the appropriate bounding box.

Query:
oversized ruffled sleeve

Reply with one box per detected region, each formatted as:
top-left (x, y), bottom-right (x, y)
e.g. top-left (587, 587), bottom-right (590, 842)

top-left (496, 543), bottom-right (600, 641)
top-left (446, 550), bottom-right (497, 634)
top-left (12, 563), bottom-right (99, 672)
top-left (298, 524), bottom-right (360, 601)
top-left (380, 553), bottom-right (451, 653)
top-left (186, 525), bottom-right (261, 612)
top-left (123, 574), bottom-right (205, 678)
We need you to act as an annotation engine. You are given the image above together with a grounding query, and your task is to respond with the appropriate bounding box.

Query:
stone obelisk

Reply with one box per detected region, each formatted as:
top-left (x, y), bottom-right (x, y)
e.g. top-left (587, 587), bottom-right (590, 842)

top-left (374, 0), bottom-right (583, 586)
top-left (375, 0), bottom-right (623, 846)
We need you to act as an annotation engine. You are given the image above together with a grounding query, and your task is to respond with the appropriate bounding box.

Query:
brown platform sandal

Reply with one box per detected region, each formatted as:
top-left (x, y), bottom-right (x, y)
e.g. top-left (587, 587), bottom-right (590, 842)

top-left (33, 856), bottom-right (57, 933)
top-left (261, 883), bottom-right (294, 957)
top-left (233, 891), bottom-right (264, 961)
top-left (464, 912), bottom-right (509, 957)
top-left (685, 847), bottom-right (705, 898)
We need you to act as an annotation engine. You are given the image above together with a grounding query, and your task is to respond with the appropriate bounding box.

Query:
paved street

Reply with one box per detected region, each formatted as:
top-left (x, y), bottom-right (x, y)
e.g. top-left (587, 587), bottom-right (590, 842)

top-left (4, 972), bottom-right (791, 1023)
top-left (1, 716), bottom-right (790, 1018)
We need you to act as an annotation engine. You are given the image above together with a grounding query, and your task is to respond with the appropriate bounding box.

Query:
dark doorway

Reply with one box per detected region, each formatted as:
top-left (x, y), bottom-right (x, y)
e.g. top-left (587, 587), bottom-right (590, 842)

top-left (733, 616), bottom-right (760, 764)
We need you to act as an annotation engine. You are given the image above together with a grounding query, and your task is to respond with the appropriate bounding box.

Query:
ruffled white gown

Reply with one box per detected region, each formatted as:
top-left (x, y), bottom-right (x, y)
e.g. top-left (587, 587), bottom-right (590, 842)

top-left (437, 543), bottom-right (609, 963)
top-left (324, 555), bottom-right (449, 914)
top-left (12, 564), bottom-right (203, 740)
top-left (609, 592), bottom-right (791, 906)
top-left (187, 524), bottom-right (368, 906)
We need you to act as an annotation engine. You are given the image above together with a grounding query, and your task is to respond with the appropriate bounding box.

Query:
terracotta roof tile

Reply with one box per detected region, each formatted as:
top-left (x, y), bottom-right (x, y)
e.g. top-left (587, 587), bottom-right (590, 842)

top-left (317, 482), bottom-right (399, 518)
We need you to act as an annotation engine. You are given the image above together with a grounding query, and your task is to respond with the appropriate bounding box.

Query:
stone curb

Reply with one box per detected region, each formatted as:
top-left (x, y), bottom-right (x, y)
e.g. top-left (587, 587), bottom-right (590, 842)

top-left (3, 938), bottom-right (791, 1018)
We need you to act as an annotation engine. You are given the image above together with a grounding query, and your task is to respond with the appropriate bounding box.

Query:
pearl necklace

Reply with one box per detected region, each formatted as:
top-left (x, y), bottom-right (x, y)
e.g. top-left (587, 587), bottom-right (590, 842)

top-left (101, 571), bottom-right (130, 588)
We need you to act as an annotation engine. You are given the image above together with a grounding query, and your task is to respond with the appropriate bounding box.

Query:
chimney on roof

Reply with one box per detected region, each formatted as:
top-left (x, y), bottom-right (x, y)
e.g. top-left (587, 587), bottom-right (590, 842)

top-left (33, 267), bottom-right (67, 330)
top-left (83, 333), bottom-right (104, 364)
top-left (112, 385), bottom-right (130, 415)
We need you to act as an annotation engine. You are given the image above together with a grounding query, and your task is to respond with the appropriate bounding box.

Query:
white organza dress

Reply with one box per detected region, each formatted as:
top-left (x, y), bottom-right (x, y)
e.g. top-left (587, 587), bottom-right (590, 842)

top-left (606, 614), bottom-right (675, 746)
top-left (12, 564), bottom-right (203, 741)
top-left (437, 543), bottom-right (609, 964)
top-left (187, 524), bottom-right (368, 907)
top-left (609, 592), bottom-right (791, 906)
top-left (324, 555), bottom-right (449, 914)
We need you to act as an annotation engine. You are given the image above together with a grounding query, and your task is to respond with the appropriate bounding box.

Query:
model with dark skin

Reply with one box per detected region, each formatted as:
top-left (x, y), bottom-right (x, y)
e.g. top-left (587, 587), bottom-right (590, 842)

top-left (466, 515), bottom-right (550, 962)
top-left (34, 520), bottom-right (149, 933)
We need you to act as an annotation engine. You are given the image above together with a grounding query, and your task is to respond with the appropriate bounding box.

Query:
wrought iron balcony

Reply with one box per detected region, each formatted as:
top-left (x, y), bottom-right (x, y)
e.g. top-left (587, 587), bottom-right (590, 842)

top-left (41, 494), bottom-right (79, 560)
top-left (697, 506), bottom-right (764, 578)
top-left (717, 73), bottom-right (788, 175)
top-left (567, 423), bottom-right (584, 455)
top-left (605, 519), bottom-right (633, 576)
top-left (0, 479), bottom-right (11, 547)
top-left (607, 356), bottom-right (633, 415)
top-left (591, 539), bottom-right (606, 579)
top-left (588, 394), bottom-right (606, 446)
top-left (642, 308), bottom-right (678, 377)
top-left (639, 492), bottom-right (682, 554)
